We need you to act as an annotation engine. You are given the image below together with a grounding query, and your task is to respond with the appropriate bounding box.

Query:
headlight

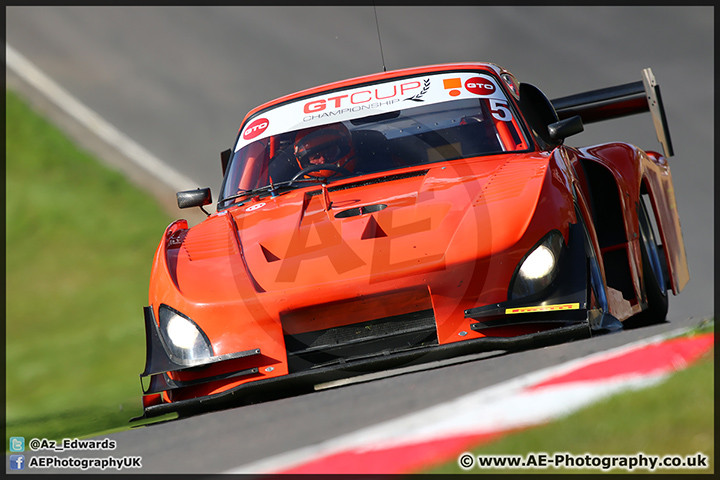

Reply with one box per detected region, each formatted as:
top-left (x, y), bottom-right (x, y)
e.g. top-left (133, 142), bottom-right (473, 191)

top-left (158, 305), bottom-right (213, 365)
top-left (510, 231), bottom-right (564, 300)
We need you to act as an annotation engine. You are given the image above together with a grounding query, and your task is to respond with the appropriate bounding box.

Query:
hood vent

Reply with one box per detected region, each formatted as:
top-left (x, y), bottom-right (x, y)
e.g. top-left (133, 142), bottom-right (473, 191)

top-left (361, 216), bottom-right (388, 239)
top-left (260, 245), bottom-right (281, 263)
top-left (182, 217), bottom-right (238, 261)
top-left (334, 203), bottom-right (388, 219)
top-left (306, 169), bottom-right (429, 197)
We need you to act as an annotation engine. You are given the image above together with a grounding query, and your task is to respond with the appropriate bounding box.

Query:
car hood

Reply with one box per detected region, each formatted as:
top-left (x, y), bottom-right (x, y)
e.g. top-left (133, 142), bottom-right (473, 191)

top-left (171, 153), bottom-right (550, 306)
top-left (232, 153), bottom-right (548, 284)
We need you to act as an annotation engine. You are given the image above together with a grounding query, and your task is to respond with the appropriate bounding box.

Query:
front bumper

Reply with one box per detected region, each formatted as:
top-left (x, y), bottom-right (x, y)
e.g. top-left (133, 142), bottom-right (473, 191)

top-left (133, 220), bottom-right (619, 422)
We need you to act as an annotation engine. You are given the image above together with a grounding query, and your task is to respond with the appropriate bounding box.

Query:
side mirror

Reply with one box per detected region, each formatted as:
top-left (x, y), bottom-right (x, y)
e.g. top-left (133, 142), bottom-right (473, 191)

top-left (177, 188), bottom-right (212, 216)
top-left (548, 115), bottom-right (584, 141)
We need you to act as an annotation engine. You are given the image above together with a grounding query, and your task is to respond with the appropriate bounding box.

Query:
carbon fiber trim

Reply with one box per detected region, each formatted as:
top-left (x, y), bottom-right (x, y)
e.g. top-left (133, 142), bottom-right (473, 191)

top-left (143, 367), bottom-right (260, 395)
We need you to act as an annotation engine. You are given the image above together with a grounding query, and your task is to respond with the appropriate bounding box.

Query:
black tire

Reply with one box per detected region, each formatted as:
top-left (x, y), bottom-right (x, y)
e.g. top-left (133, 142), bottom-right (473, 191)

top-left (625, 198), bottom-right (668, 328)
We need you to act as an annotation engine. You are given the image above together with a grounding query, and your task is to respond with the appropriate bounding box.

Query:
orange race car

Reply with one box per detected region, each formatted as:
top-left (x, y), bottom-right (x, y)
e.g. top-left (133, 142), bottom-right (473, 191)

top-left (133, 62), bottom-right (688, 421)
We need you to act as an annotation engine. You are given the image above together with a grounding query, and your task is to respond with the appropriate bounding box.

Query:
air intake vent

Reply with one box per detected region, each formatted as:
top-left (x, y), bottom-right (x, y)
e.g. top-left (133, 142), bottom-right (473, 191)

top-left (182, 217), bottom-right (238, 261)
top-left (285, 309), bottom-right (437, 372)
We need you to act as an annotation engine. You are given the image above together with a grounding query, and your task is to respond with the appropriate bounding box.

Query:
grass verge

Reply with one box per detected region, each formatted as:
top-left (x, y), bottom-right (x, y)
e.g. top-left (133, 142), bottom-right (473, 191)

top-left (6, 89), bottom-right (174, 449)
top-left (428, 327), bottom-right (714, 474)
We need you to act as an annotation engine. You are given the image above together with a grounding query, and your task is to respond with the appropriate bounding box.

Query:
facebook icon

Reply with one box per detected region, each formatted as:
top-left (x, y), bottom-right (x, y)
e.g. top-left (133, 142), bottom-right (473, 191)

top-left (9, 454), bottom-right (25, 470)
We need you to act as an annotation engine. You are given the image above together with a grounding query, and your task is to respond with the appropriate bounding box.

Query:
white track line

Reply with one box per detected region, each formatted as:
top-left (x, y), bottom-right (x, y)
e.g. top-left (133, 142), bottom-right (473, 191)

top-left (5, 42), bottom-right (199, 192)
top-left (226, 325), bottom-right (698, 474)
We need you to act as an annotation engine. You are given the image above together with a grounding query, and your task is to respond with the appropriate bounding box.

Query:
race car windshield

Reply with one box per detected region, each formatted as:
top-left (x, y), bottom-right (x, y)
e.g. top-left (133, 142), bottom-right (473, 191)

top-left (219, 95), bottom-right (530, 209)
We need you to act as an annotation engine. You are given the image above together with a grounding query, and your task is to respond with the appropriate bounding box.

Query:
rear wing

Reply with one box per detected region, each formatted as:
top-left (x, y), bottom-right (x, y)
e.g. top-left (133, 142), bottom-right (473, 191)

top-left (551, 68), bottom-right (674, 157)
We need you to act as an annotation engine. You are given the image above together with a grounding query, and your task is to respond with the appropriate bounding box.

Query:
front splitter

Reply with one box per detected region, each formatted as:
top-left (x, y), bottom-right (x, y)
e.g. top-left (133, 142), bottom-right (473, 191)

top-left (132, 323), bottom-right (592, 422)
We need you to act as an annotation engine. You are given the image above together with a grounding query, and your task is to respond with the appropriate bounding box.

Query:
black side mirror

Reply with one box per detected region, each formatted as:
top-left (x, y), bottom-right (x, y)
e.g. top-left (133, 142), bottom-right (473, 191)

top-left (548, 115), bottom-right (584, 141)
top-left (177, 188), bottom-right (212, 216)
top-left (519, 83), bottom-right (560, 148)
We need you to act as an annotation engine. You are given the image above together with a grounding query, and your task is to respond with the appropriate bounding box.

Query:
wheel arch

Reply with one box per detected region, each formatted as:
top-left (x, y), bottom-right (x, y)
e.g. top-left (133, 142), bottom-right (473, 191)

top-left (577, 158), bottom-right (640, 311)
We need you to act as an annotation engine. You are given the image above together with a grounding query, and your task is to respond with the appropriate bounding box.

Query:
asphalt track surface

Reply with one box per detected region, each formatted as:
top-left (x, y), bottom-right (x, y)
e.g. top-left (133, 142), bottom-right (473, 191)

top-left (6, 6), bottom-right (714, 474)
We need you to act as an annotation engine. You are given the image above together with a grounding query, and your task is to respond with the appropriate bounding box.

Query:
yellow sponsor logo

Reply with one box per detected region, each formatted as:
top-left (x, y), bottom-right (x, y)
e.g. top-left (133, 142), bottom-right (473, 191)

top-left (505, 303), bottom-right (580, 314)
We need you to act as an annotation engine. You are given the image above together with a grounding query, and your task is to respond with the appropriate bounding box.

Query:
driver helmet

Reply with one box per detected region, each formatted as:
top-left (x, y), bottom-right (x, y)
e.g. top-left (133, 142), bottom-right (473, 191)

top-left (294, 124), bottom-right (357, 178)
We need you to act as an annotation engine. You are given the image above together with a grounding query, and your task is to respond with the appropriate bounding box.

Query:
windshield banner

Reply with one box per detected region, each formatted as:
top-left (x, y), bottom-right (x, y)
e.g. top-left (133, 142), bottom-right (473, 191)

top-left (236, 72), bottom-right (506, 151)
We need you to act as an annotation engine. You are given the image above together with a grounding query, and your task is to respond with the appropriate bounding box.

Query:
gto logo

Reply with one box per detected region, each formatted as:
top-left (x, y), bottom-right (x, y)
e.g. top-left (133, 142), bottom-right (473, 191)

top-left (243, 117), bottom-right (269, 140)
top-left (464, 77), bottom-right (495, 96)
